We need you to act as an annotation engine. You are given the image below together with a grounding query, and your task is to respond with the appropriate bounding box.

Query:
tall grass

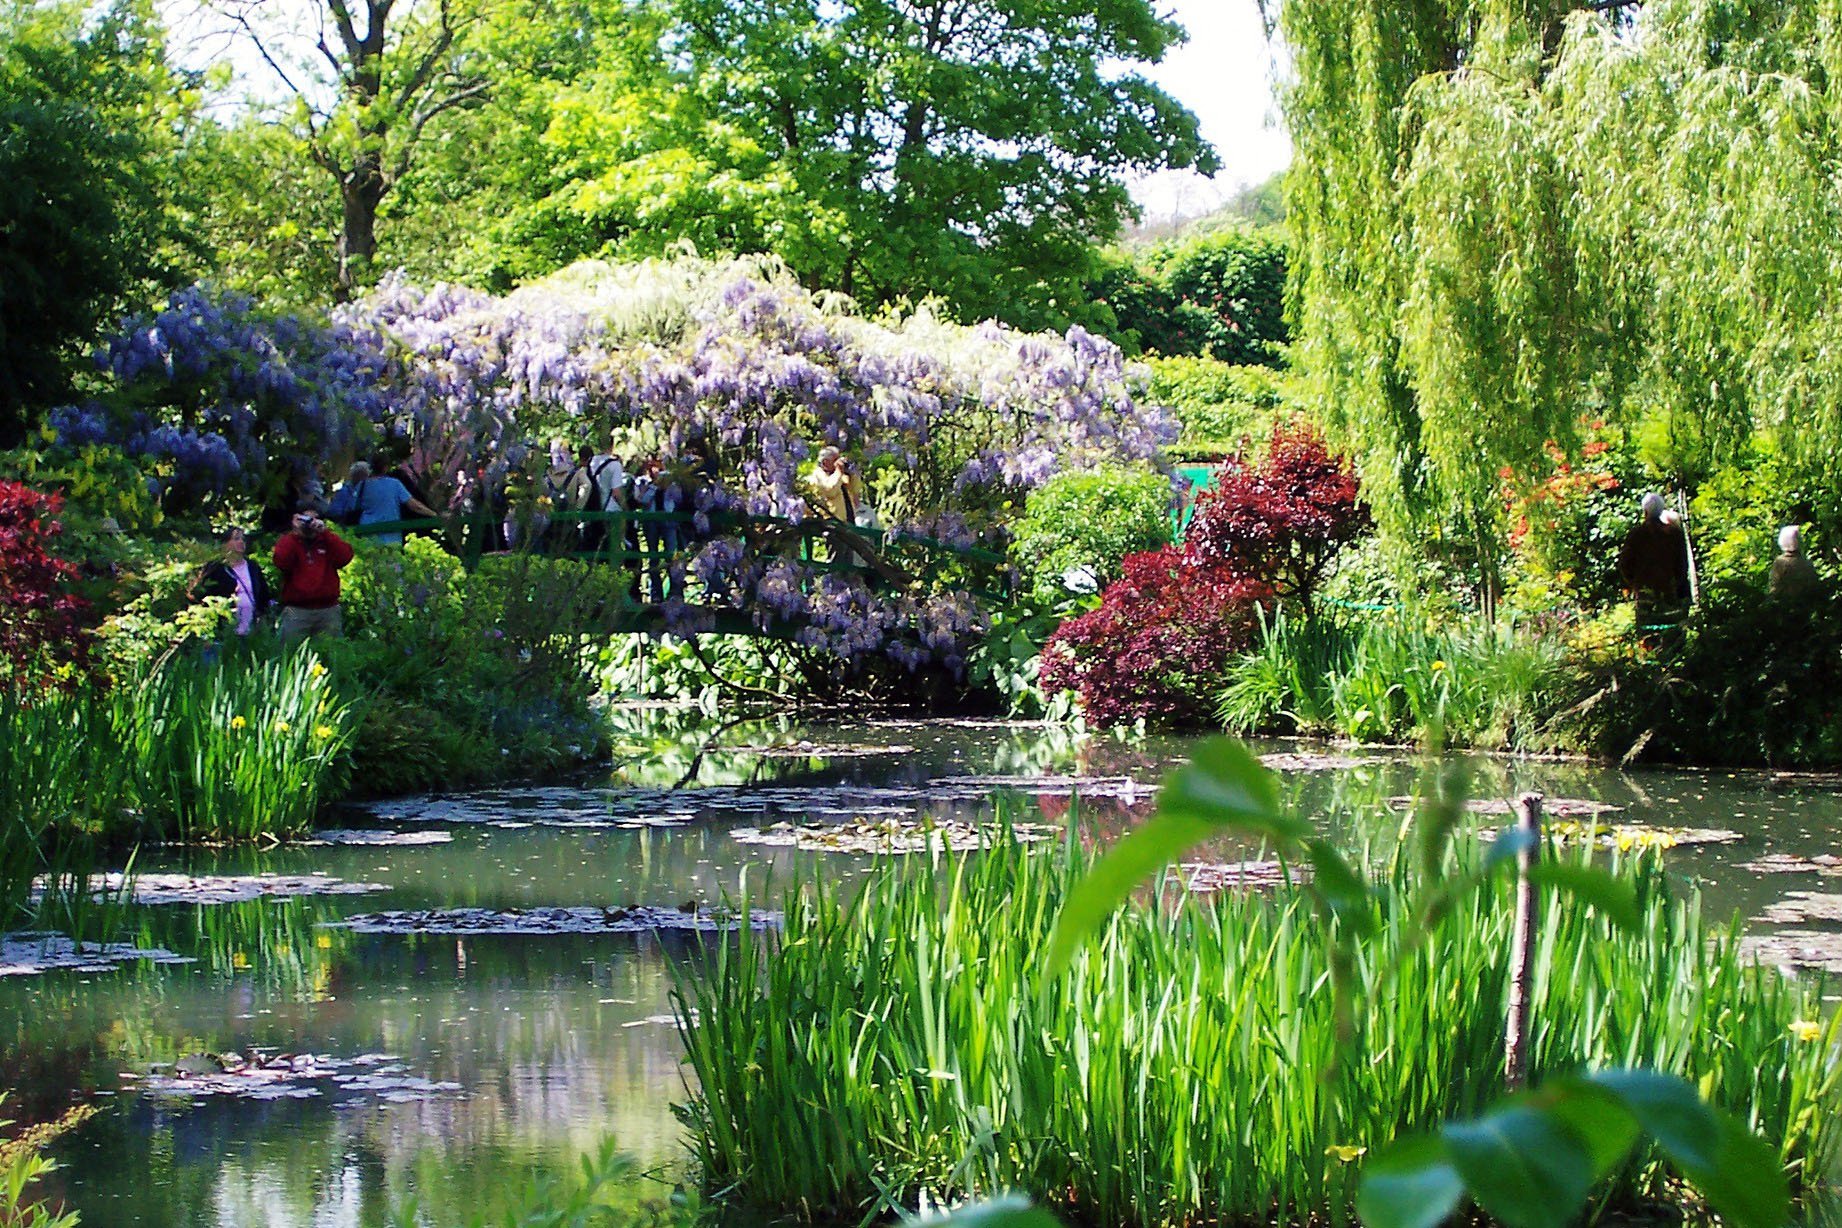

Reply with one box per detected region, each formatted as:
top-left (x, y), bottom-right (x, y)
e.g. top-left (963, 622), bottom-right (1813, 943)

top-left (676, 837), bottom-right (1840, 1226)
top-left (1219, 608), bottom-right (1562, 748)
top-left (0, 647), bottom-right (358, 864)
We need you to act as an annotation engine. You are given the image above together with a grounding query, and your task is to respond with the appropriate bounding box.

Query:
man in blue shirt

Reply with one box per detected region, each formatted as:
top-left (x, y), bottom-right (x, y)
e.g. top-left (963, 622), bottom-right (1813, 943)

top-left (328, 460), bottom-right (439, 546)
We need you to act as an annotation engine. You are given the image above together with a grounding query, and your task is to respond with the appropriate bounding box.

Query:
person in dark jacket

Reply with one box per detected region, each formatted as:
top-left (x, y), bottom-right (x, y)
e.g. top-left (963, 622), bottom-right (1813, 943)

top-left (1617, 493), bottom-right (1690, 637)
top-left (189, 526), bottom-right (272, 636)
top-left (272, 509), bottom-right (355, 640)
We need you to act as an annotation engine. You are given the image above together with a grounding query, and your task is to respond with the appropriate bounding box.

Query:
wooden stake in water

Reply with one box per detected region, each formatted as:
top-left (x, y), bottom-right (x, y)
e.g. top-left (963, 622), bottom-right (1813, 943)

top-left (1505, 792), bottom-right (1543, 1091)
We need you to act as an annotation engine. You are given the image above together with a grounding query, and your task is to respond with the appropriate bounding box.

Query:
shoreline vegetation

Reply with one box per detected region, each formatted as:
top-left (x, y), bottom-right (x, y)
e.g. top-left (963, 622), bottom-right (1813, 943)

top-left (677, 834), bottom-right (1840, 1227)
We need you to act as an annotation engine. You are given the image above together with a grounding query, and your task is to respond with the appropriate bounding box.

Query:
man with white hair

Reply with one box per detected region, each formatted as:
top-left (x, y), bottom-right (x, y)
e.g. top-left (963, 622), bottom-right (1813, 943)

top-left (806, 446), bottom-right (862, 523)
top-left (1617, 492), bottom-right (1690, 637)
top-left (1770, 525), bottom-right (1819, 599)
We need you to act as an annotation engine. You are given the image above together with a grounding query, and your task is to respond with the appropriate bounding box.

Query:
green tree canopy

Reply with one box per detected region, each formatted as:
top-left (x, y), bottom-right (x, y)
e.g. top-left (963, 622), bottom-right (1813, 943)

top-left (1275, 0), bottom-right (1842, 597)
top-left (0, 0), bottom-right (196, 439)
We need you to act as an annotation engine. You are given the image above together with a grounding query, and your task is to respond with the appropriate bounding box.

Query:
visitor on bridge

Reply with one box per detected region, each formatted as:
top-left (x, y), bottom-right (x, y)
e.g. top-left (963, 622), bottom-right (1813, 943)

top-left (1617, 492), bottom-right (1691, 638)
top-left (808, 446), bottom-right (863, 523)
top-left (327, 460), bottom-right (438, 546)
top-left (189, 526), bottom-right (272, 636)
top-left (572, 437), bottom-right (628, 553)
top-left (1770, 525), bottom-right (1820, 599)
top-left (633, 456), bottom-right (682, 603)
top-left (273, 509), bottom-right (354, 640)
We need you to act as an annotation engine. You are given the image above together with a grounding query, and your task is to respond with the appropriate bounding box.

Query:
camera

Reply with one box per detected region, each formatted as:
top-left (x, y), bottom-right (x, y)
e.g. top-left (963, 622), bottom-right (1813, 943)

top-left (293, 511), bottom-right (322, 534)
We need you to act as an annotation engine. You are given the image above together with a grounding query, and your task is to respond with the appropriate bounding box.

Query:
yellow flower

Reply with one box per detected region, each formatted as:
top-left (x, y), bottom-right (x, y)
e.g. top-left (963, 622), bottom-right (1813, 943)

top-left (273, 720), bottom-right (292, 734)
top-left (1790, 1019), bottom-right (1824, 1043)
top-left (315, 934), bottom-right (333, 950)
top-left (314, 724), bottom-right (334, 740)
top-left (1430, 660), bottom-right (1448, 673)
top-left (230, 715), bottom-right (247, 730)
top-left (1325, 1144), bottom-right (1367, 1163)
top-left (231, 951), bottom-right (250, 969)
top-left (309, 661), bottom-right (327, 679)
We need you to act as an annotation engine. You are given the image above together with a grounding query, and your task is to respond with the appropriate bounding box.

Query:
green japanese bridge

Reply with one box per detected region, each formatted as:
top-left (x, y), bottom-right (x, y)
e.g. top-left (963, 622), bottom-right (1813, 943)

top-left (349, 507), bottom-right (1016, 638)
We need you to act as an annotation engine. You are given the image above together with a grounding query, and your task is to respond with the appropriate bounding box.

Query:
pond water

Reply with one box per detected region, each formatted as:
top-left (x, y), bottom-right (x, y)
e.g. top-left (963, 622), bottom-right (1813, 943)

top-left (6, 711), bottom-right (1842, 1227)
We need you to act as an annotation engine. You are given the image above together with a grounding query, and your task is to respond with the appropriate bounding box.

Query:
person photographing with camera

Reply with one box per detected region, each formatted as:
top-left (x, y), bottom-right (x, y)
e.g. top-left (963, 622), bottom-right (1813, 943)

top-left (272, 508), bottom-right (355, 640)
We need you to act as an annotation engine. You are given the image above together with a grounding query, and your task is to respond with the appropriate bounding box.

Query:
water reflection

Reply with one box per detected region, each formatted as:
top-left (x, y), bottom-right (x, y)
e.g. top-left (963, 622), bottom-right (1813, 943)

top-left (4, 713), bottom-right (1840, 1226)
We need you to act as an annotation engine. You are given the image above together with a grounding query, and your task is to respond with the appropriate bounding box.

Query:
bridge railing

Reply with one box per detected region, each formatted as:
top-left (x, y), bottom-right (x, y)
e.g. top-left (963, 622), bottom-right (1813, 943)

top-left (345, 507), bottom-right (1015, 604)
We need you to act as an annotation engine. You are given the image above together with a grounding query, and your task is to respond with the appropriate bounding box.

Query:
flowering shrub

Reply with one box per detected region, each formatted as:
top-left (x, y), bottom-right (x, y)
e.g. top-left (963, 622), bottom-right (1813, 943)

top-left (1498, 419), bottom-right (1631, 609)
top-left (1186, 423), bottom-right (1369, 607)
top-left (51, 286), bottom-right (391, 511)
top-left (1039, 546), bottom-right (1270, 726)
top-left (0, 481), bottom-right (96, 692)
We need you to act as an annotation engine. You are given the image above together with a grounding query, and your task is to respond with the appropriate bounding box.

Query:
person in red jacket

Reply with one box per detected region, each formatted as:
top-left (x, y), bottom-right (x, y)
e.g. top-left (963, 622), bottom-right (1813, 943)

top-left (272, 508), bottom-right (355, 640)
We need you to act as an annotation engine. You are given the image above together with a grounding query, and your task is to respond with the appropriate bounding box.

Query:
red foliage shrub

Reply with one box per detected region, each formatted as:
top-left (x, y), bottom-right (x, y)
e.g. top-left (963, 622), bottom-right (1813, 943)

top-left (1039, 546), bottom-right (1271, 727)
top-left (0, 481), bottom-right (96, 692)
top-left (1186, 423), bottom-right (1368, 607)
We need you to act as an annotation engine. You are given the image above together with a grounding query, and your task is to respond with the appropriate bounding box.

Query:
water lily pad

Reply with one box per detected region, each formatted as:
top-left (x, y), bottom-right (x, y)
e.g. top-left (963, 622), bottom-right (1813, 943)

top-left (308, 829), bottom-right (454, 847)
top-left (1738, 853), bottom-right (1842, 877)
top-left (1392, 796), bottom-right (1625, 818)
top-left (125, 1050), bottom-right (464, 1106)
top-left (732, 743), bottom-right (919, 758)
top-left (1260, 753), bottom-right (1380, 772)
top-left (57, 872), bottom-right (387, 906)
top-left (1754, 893), bottom-right (1842, 925)
top-left (321, 904), bottom-right (773, 936)
top-left (729, 818), bottom-right (1054, 854)
top-left (1182, 860), bottom-right (1308, 893)
top-left (0, 932), bottom-right (194, 977)
top-left (1738, 930), bottom-right (1842, 975)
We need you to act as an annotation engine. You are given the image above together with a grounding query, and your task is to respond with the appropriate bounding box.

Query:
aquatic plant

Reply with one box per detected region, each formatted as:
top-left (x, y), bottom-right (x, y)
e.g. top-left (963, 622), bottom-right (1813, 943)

top-left (0, 648), bottom-right (358, 849)
top-left (0, 1095), bottom-right (90, 1228)
top-left (1219, 609), bottom-right (1562, 749)
top-left (675, 837), bottom-right (1838, 1225)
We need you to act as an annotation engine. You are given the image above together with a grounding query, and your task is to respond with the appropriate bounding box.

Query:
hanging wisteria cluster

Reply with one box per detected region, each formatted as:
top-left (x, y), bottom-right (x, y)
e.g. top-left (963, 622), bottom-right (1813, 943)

top-left (51, 286), bottom-right (392, 506)
top-left (52, 256), bottom-right (1175, 672)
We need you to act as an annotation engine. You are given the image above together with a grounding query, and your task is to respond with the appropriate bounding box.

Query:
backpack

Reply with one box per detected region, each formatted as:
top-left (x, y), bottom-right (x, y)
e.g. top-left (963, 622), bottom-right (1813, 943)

top-left (334, 479), bottom-right (368, 527)
top-left (586, 458), bottom-right (619, 511)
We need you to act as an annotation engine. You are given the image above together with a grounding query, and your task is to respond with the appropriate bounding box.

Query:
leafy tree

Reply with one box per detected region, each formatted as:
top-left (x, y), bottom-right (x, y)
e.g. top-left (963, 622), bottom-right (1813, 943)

top-left (0, 481), bottom-right (96, 693)
top-left (668, 0), bottom-right (1219, 329)
top-left (1272, 0), bottom-right (1838, 604)
top-left (1092, 225), bottom-right (1288, 362)
top-left (203, 0), bottom-right (490, 298)
top-left (0, 0), bottom-right (195, 440)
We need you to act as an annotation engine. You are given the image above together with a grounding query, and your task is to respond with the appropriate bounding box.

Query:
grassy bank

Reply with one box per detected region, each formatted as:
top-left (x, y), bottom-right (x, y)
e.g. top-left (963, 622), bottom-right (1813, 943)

top-left (676, 836), bottom-right (1839, 1226)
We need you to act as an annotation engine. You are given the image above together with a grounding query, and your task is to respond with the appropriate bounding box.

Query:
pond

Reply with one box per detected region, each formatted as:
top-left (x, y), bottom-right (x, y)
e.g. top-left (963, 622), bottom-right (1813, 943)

top-left (6, 712), bottom-right (1841, 1226)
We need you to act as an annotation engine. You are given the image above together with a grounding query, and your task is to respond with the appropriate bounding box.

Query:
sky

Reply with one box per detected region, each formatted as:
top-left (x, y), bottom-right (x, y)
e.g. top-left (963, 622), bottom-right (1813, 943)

top-left (1128, 0), bottom-right (1293, 223)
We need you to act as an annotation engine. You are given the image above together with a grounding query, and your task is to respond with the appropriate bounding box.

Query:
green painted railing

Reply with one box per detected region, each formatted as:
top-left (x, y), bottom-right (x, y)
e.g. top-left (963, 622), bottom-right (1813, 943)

top-left (346, 506), bottom-right (1016, 609)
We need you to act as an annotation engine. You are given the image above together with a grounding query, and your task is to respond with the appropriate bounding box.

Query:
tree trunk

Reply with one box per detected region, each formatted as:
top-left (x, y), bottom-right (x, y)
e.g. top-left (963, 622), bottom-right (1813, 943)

top-left (336, 153), bottom-right (386, 302)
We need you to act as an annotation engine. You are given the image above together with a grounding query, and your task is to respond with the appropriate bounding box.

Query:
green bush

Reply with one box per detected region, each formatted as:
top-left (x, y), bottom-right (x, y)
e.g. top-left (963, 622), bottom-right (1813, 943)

top-left (1542, 578), bottom-right (1842, 767)
top-left (1147, 358), bottom-right (1296, 458)
top-left (677, 835), bottom-right (1839, 1226)
top-left (1010, 467), bottom-right (1173, 602)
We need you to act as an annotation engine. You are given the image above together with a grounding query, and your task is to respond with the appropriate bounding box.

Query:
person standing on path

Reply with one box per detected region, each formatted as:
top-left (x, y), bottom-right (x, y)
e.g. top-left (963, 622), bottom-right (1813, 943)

top-left (273, 510), bottom-right (354, 640)
top-left (571, 438), bottom-right (628, 554)
top-left (190, 526), bottom-right (272, 636)
top-left (1617, 492), bottom-right (1690, 638)
top-left (1770, 525), bottom-right (1820, 599)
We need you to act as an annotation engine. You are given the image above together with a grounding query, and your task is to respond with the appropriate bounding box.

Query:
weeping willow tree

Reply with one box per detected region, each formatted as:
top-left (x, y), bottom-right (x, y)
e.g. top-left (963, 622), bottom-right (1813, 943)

top-left (1273, 0), bottom-right (1842, 601)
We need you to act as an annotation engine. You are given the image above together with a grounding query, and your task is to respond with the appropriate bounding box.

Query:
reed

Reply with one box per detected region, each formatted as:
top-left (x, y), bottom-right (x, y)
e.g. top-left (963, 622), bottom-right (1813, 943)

top-left (0, 647), bottom-right (358, 860)
top-left (1219, 609), bottom-right (1561, 748)
top-left (675, 837), bottom-right (1839, 1227)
